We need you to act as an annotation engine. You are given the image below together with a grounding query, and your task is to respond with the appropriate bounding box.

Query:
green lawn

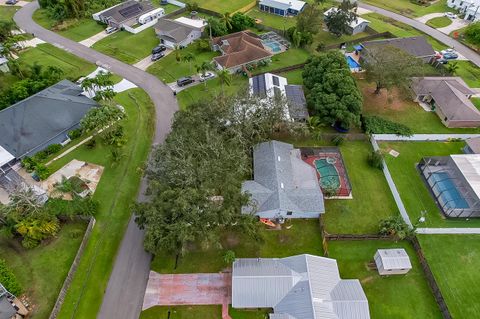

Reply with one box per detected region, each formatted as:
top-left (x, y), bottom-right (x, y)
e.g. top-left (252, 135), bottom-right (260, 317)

top-left (252, 48), bottom-right (310, 74)
top-left (0, 222), bottom-right (87, 319)
top-left (181, 0), bottom-right (255, 13)
top-left (140, 306), bottom-right (270, 319)
top-left (278, 69), bottom-right (303, 84)
top-left (147, 45), bottom-right (219, 83)
top-left (17, 43), bottom-right (96, 81)
top-left (472, 97), bottom-right (480, 110)
top-left (455, 60), bottom-right (480, 88)
top-left (418, 235), bottom-right (480, 319)
top-left (362, 0), bottom-right (453, 17)
top-left (0, 5), bottom-right (19, 21)
top-left (92, 28), bottom-right (159, 64)
top-left (246, 8), bottom-right (296, 30)
top-left (54, 89), bottom-right (154, 319)
top-left (32, 9), bottom-right (105, 42)
top-left (151, 1), bottom-right (182, 14)
top-left (328, 240), bottom-right (441, 319)
top-left (380, 141), bottom-right (480, 228)
top-left (426, 16), bottom-right (452, 28)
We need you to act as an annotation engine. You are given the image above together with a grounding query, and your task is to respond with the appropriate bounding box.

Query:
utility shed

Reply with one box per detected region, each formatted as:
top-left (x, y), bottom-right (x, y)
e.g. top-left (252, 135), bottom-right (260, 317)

top-left (374, 249), bottom-right (412, 275)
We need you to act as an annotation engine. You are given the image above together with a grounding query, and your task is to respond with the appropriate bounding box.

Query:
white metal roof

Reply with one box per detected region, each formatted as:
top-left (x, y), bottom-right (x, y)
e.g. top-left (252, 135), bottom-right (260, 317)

top-left (375, 249), bottom-right (412, 270)
top-left (259, 0), bottom-right (306, 11)
top-left (450, 154), bottom-right (480, 200)
top-left (174, 16), bottom-right (206, 29)
top-left (0, 145), bottom-right (14, 167)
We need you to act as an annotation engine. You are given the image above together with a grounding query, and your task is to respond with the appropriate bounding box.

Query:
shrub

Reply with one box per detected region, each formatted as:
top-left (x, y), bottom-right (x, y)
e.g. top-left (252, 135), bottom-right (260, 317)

top-left (21, 157), bottom-right (38, 172)
top-left (368, 150), bottom-right (384, 170)
top-left (46, 197), bottom-right (99, 218)
top-left (21, 237), bottom-right (40, 249)
top-left (223, 250), bottom-right (236, 264)
top-left (35, 164), bottom-right (50, 180)
top-left (68, 128), bottom-right (82, 140)
top-left (33, 150), bottom-right (48, 161)
top-left (378, 216), bottom-right (414, 240)
top-left (85, 138), bottom-right (96, 149)
top-left (363, 115), bottom-right (413, 136)
top-left (331, 135), bottom-right (345, 146)
top-left (0, 259), bottom-right (22, 296)
top-left (464, 22), bottom-right (480, 46)
top-left (44, 143), bottom-right (62, 155)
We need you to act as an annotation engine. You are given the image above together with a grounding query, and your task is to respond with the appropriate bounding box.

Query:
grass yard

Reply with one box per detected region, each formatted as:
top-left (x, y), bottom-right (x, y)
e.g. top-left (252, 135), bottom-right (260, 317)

top-left (33, 9), bottom-right (104, 42)
top-left (0, 222), bottom-right (87, 319)
top-left (176, 74), bottom-right (248, 110)
top-left (472, 97), bottom-right (480, 110)
top-left (0, 5), bottom-right (19, 21)
top-left (418, 235), bottom-right (480, 319)
top-left (362, 0), bottom-right (453, 17)
top-left (147, 45), bottom-right (219, 83)
top-left (278, 69), bottom-right (303, 84)
top-left (151, 1), bottom-right (182, 14)
top-left (246, 8), bottom-right (296, 30)
top-left (363, 13), bottom-right (447, 51)
top-left (140, 306), bottom-right (269, 319)
top-left (17, 43), bottom-right (96, 81)
top-left (252, 48), bottom-right (310, 74)
top-left (53, 89), bottom-right (154, 319)
top-left (454, 60), bottom-right (480, 88)
top-left (328, 240), bottom-right (441, 319)
top-left (426, 16), bottom-right (452, 28)
top-left (181, 0), bottom-right (255, 13)
top-left (92, 28), bottom-right (159, 64)
top-left (359, 80), bottom-right (480, 134)
top-left (380, 141), bottom-right (480, 228)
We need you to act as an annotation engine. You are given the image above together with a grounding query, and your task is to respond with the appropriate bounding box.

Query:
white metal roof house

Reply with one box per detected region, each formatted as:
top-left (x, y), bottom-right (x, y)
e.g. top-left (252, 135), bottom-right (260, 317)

top-left (374, 249), bottom-right (412, 275)
top-left (242, 141), bottom-right (324, 219)
top-left (232, 254), bottom-right (370, 319)
top-left (249, 73), bottom-right (309, 122)
top-left (448, 0), bottom-right (480, 21)
top-left (259, 0), bottom-right (307, 16)
top-left (324, 8), bottom-right (370, 35)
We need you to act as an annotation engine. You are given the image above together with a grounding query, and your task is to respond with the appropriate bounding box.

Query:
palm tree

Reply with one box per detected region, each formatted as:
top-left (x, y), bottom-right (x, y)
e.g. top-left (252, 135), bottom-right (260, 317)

top-left (81, 77), bottom-right (96, 98)
top-left (221, 12), bottom-right (233, 31)
top-left (174, 45), bottom-right (181, 63)
top-left (181, 52), bottom-right (196, 74)
top-left (446, 61), bottom-right (459, 75)
top-left (196, 61), bottom-right (214, 89)
top-left (216, 68), bottom-right (231, 96)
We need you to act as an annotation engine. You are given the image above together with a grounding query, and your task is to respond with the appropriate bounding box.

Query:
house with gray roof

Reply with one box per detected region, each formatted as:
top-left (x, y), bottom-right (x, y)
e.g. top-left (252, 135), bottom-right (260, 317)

top-left (154, 17), bottom-right (205, 49)
top-left (361, 36), bottom-right (435, 63)
top-left (232, 254), bottom-right (370, 319)
top-left (464, 137), bottom-right (480, 154)
top-left (242, 141), bottom-right (324, 219)
top-left (93, 0), bottom-right (156, 28)
top-left (411, 77), bottom-right (480, 128)
top-left (0, 283), bottom-right (28, 319)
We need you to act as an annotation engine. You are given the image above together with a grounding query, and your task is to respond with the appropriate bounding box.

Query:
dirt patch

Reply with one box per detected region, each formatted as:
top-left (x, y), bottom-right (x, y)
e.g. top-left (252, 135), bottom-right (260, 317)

top-left (361, 275), bottom-right (375, 284)
top-left (278, 233), bottom-right (292, 244)
top-left (222, 233), bottom-right (240, 248)
top-left (360, 81), bottom-right (413, 112)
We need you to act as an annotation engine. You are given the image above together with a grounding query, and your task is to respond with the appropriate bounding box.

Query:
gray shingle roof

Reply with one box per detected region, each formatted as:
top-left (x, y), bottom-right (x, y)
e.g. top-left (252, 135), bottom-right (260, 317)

top-left (242, 141), bottom-right (324, 218)
top-left (100, 0), bottom-right (154, 25)
top-left (0, 296), bottom-right (15, 319)
top-left (362, 36), bottom-right (435, 58)
top-left (154, 18), bottom-right (198, 43)
top-left (232, 254), bottom-right (370, 319)
top-left (0, 80), bottom-right (97, 158)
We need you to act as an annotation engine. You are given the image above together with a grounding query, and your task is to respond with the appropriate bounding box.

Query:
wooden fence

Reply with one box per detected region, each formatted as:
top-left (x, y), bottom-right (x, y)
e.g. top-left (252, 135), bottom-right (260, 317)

top-left (323, 31), bottom-right (396, 50)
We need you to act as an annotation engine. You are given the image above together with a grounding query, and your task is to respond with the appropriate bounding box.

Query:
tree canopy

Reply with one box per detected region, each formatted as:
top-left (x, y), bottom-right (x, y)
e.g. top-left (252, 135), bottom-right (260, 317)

top-left (296, 4), bottom-right (322, 35)
top-left (303, 51), bottom-right (362, 129)
top-left (38, 0), bottom-right (122, 21)
top-left (324, 0), bottom-right (358, 37)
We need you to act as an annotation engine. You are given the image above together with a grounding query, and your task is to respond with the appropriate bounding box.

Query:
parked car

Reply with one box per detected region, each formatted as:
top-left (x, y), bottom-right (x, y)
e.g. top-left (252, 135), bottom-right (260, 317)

top-left (199, 72), bottom-right (215, 82)
top-left (442, 52), bottom-right (458, 60)
top-left (445, 12), bottom-right (457, 19)
top-left (151, 52), bottom-right (165, 61)
top-left (177, 76), bottom-right (194, 87)
top-left (441, 48), bottom-right (456, 55)
top-left (105, 26), bottom-right (118, 34)
top-left (5, 0), bottom-right (18, 5)
top-left (436, 58), bottom-right (448, 64)
top-left (152, 45), bottom-right (167, 54)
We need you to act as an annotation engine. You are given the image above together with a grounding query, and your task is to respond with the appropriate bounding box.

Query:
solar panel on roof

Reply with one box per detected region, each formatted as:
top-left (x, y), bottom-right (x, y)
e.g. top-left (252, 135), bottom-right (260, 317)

top-left (119, 3), bottom-right (143, 18)
top-left (252, 75), bottom-right (267, 96)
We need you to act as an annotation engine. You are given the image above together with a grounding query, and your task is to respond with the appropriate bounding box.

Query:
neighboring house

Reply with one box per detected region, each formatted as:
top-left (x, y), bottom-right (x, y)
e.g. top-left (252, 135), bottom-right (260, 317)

top-left (419, 154), bottom-right (480, 217)
top-left (323, 8), bottom-right (370, 35)
top-left (448, 0), bottom-right (480, 21)
top-left (212, 31), bottom-right (273, 73)
top-left (464, 137), bottom-right (480, 154)
top-left (258, 0), bottom-right (307, 16)
top-left (242, 140), bottom-right (324, 219)
top-left (232, 254), bottom-right (370, 319)
top-left (411, 77), bottom-right (480, 128)
top-left (249, 72), bottom-right (309, 121)
top-left (374, 249), bottom-right (412, 276)
top-left (92, 0), bottom-right (159, 28)
top-left (361, 36), bottom-right (435, 63)
top-left (154, 17), bottom-right (206, 48)
top-left (0, 284), bottom-right (28, 319)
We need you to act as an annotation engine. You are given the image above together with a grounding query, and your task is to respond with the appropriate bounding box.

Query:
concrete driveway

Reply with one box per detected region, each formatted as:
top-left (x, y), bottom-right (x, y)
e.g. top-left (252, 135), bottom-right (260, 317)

top-left (142, 271), bottom-right (232, 310)
top-left (415, 12), bottom-right (444, 23)
top-left (133, 49), bottom-right (173, 71)
top-left (438, 18), bottom-right (469, 35)
top-left (79, 29), bottom-right (113, 47)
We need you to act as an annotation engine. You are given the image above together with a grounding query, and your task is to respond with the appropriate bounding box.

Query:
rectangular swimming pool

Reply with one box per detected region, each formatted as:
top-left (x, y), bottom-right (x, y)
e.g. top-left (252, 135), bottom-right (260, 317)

top-left (262, 40), bottom-right (281, 53)
top-left (346, 56), bottom-right (361, 69)
top-left (430, 172), bottom-right (469, 209)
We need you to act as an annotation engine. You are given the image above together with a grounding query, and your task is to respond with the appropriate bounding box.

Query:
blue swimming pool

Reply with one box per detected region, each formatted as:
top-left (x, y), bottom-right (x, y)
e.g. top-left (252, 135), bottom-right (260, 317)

top-left (430, 172), bottom-right (469, 209)
top-left (262, 40), bottom-right (281, 53)
top-left (346, 56), bottom-right (361, 69)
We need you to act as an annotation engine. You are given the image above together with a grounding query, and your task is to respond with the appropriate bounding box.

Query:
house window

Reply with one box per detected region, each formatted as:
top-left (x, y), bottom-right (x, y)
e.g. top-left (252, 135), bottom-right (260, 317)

top-left (287, 211), bottom-right (293, 216)
top-left (272, 76), bottom-right (280, 86)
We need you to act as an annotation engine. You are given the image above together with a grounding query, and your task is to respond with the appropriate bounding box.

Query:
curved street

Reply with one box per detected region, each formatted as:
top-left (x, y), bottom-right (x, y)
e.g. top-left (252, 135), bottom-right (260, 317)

top-left (359, 2), bottom-right (480, 67)
top-left (14, 2), bottom-right (178, 319)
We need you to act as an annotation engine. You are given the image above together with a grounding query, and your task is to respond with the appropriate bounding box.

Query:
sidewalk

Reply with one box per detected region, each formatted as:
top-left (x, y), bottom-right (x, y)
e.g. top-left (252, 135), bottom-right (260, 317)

top-left (417, 228), bottom-right (480, 234)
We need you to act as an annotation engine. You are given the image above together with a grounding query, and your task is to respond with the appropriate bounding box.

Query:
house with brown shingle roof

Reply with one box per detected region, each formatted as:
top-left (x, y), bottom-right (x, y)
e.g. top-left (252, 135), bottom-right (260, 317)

top-left (411, 77), bottom-right (480, 128)
top-left (212, 31), bottom-right (273, 72)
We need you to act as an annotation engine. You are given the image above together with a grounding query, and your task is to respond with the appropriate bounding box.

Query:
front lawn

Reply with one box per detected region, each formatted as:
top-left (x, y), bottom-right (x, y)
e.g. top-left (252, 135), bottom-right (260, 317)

top-left (246, 8), bottom-right (296, 30)
top-left (33, 9), bottom-right (105, 42)
top-left (328, 240), bottom-right (441, 319)
top-left (0, 222), bottom-right (87, 319)
top-left (54, 89), bottom-right (155, 319)
top-left (92, 28), bottom-right (159, 64)
top-left (17, 43), bottom-right (96, 81)
top-left (418, 235), bottom-right (480, 319)
top-left (361, 0), bottom-right (454, 17)
top-left (454, 60), bottom-right (480, 88)
top-left (147, 45), bottom-right (219, 83)
top-left (181, 0), bottom-right (255, 13)
top-left (380, 141), bottom-right (480, 228)
top-left (0, 5), bottom-right (19, 21)
top-left (426, 16), bottom-right (452, 28)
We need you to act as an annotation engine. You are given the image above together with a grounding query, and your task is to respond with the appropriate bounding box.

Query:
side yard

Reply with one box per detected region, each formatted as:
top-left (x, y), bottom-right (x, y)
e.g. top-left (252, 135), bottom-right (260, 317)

top-left (0, 5), bottom-right (18, 20)
top-left (362, 0), bottom-right (453, 18)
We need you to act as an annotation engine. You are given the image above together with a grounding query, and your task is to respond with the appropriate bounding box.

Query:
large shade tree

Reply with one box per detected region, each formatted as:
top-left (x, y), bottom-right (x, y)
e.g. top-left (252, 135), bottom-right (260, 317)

top-left (324, 0), bottom-right (358, 37)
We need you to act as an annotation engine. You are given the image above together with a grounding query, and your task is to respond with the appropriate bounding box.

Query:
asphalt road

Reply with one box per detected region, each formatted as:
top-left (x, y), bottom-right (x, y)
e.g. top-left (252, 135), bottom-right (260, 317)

top-left (14, 2), bottom-right (178, 319)
top-left (359, 2), bottom-right (480, 67)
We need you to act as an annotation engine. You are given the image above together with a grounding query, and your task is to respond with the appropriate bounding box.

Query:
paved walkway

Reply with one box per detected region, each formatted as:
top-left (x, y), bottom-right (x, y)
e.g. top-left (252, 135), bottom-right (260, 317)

top-left (417, 228), bottom-right (480, 234)
top-left (14, 2), bottom-right (178, 319)
top-left (373, 134), bottom-right (480, 141)
top-left (358, 2), bottom-right (480, 67)
top-left (438, 18), bottom-right (469, 35)
top-left (79, 29), bottom-right (112, 47)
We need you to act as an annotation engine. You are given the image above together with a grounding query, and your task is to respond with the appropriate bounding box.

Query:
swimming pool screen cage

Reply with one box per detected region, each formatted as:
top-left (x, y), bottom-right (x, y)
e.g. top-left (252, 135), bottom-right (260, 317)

top-left (300, 147), bottom-right (353, 198)
top-left (419, 156), bottom-right (480, 218)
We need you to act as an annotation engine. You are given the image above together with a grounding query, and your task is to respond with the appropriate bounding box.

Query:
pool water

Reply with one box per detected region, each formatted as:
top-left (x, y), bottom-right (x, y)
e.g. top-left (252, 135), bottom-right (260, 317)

top-left (346, 56), bottom-right (361, 69)
top-left (262, 40), bottom-right (281, 53)
top-left (430, 172), bottom-right (469, 209)
top-left (314, 159), bottom-right (341, 191)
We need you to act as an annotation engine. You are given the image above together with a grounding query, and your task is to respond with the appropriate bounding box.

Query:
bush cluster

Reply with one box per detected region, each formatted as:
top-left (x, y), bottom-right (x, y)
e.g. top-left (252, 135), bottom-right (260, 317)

top-left (363, 116), bottom-right (413, 137)
top-left (368, 150), bottom-right (384, 170)
top-left (0, 259), bottom-right (22, 296)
